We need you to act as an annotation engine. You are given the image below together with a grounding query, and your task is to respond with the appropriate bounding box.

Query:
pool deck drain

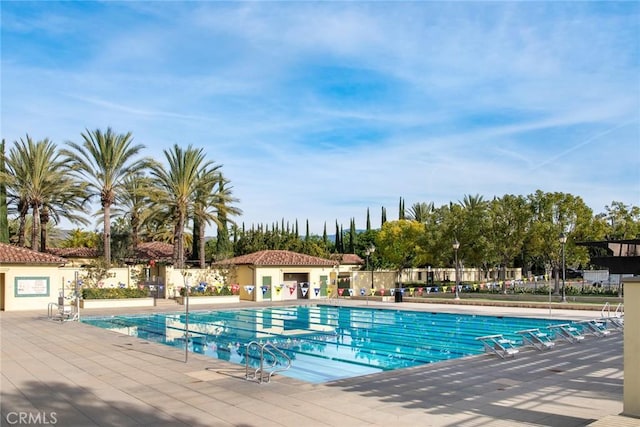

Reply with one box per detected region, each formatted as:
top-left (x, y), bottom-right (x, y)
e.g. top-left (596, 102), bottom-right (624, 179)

top-left (1, 300), bottom-right (634, 427)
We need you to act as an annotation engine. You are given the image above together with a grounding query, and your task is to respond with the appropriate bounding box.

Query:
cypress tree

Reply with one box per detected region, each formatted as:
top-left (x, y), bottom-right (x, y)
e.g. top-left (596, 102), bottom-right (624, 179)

top-left (366, 207), bottom-right (371, 231)
top-left (215, 217), bottom-right (231, 260)
top-left (349, 218), bottom-right (356, 253)
top-left (323, 222), bottom-right (328, 246)
top-left (381, 206), bottom-right (387, 225)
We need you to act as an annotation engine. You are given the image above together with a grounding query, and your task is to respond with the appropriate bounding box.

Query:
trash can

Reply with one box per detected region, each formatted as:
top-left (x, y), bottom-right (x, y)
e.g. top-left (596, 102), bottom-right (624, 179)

top-left (395, 288), bottom-right (403, 302)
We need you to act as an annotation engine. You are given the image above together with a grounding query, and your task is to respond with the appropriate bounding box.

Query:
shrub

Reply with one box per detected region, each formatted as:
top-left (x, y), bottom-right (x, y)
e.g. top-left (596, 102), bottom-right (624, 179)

top-left (82, 287), bottom-right (148, 299)
top-left (179, 285), bottom-right (233, 297)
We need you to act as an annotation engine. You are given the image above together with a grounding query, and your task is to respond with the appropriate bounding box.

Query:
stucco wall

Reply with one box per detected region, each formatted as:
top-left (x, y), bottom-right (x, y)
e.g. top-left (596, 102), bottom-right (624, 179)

top-left (1, 265), bottom-right (134, 311)
top-left (623, 277), bottom-right (639, 417)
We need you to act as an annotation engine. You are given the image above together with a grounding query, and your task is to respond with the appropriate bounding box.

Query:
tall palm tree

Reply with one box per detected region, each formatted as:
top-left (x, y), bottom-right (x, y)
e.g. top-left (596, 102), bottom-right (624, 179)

top-left (150, 144), bottom-right (217, 269)
top-left (63, 128), bottom-right (151, 266)
top-left (3, 135), bottom-right (85, 251)
top-left (191, 165), bottom-right (223, 265)
top-left (207, 177), bottom-right (242, 265)
top-left (38, 182), bottom-right (89, 252)
top-left (111, 173), bottom-right (156, 254)
top-left (0, 139), bottom-right (8, 243)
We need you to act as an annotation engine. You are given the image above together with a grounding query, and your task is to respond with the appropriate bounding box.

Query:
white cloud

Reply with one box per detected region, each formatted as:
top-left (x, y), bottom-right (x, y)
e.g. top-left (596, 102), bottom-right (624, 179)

top-left (2, 2), bottom-right (638, 235)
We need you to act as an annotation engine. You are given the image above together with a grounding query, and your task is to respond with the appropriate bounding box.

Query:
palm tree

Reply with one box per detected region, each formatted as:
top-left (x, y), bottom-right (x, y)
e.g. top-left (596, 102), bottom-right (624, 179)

top-left (3, 135), bottom-right (85, 251)
top-left (0, 139), bottom-right (8, 243)
top-left (407, 202), bottom-right (434, 223)
top-left (4, 158), bottom-right (30, 247)
top-left (149, 144), bottom-right (217, 269)
top-left (63, 128), bottom-right (152, 266)
top-left (111, 173), bottom-right (156, 254)
top-left (38, 183), bottom-right (89, 252)
top-left (213, 177), bottom-right (242, 261)
top-left (191, 166), bottom-right (222, 265)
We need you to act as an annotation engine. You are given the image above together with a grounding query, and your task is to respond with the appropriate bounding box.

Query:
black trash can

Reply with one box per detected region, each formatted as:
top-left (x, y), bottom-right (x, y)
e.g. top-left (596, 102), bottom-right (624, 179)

top-left (395, 288), bottom-right (403, 302)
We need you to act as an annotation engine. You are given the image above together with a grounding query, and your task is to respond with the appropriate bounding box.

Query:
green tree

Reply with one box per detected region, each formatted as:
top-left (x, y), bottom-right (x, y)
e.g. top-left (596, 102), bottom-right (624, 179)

top-left (348, 218), bottom-right (356, 253)
top-left (63, 128), bottom-right (151, 266)
top-left (398, 197), bottom-right (405, 220)
top-left (600, 201), bottom-right (640, 239)
top-left (456, 194), bottom-right (490, 275)
top-left (111, 173), bottom-right (155, 254)
top-left (191, 166), bottom-right (222, 264)
top-left (61, 229), bottom-right (100, 248)
top-left (527, 191), bottom-right (593, 295)
top-left (487, 195), bottom-right (531, 291)
top-left (376, 219), bottom-right (426, 285)
top-left (322, 222), bottom-right (328, 247)
top-left (5, 135), bottom-right (86, 251)
top-left (150, 144), bottom-right (217, 268)
top-left (210, 178), bottom-right (242, 264)
top-left (407, 202), bottom-right (434, 223)
top-left (0, 139), bottom-right (7, 243)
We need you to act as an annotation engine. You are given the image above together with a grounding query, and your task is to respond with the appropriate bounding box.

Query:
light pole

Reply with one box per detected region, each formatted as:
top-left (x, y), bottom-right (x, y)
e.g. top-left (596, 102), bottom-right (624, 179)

top-left (183, 270), bottom-right (191, 363)
top-left (560, 233), bottom-right (567, 303)
top-left (453, 240), bottom-right (460, 300)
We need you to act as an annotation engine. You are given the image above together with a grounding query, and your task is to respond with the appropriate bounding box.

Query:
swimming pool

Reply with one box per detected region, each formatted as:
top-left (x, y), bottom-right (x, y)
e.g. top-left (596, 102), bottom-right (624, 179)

top-left (82, 305), bottom-right (571, 383)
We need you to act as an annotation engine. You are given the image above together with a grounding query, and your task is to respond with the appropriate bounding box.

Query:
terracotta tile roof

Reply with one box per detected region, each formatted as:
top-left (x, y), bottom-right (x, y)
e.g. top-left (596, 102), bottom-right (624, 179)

top-left (331, 253), bottom-right (364, 265)
top-left (219, 250), bottom-right (336, 267)
top-left (48, 247), bottom-right (100, 258)
top-left (48, 242), bottom-right (175, 264)
top-left (0, 243), bottom-right (67, 264)
top-left (135, 242), bottom-right (174, 261)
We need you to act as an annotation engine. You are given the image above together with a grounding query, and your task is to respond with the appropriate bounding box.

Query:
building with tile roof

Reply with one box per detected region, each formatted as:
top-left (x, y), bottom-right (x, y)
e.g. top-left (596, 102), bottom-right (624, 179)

top-left (214, 250), bottom-right (340, 302)
top-left (1, 242), bottom-right (68, 265)
top-left (0, 243), bottom-right (69, 311)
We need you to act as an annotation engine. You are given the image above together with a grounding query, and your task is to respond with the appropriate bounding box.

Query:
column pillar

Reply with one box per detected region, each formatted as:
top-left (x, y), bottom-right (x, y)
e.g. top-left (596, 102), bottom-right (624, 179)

top-left (623, 277), bottom-right (640, 417)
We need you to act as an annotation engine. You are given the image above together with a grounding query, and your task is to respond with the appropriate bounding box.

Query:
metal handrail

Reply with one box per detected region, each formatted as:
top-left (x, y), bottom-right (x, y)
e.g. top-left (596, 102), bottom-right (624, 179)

top-left (615, 303), bottom-right (624, 317)
top-left (48, 302), bottom-right (59, 319)
top-left (245, 340), bottom-right (292, 383)
top-left (601, 302), bottom-right (610, 318)
top-left (47, 302), bottom-right (78, 322)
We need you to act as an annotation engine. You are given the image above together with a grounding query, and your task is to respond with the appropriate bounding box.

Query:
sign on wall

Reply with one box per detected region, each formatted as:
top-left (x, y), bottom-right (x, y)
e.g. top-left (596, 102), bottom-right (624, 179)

top-left (15, 277), bottom-right (50, 297)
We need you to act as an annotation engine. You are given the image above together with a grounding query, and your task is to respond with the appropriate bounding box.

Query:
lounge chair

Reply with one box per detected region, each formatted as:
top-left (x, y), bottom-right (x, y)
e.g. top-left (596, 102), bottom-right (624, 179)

top-left (605, 316), bottom-right (624, 329)
top-left (476, 334), bottom-right (519, 359)
top-left (548, 323), bottom-right (585, 343)
top-left (579, 319), bottom-right (611, 338)
top-left (516, 329), bottom-right (555, 351)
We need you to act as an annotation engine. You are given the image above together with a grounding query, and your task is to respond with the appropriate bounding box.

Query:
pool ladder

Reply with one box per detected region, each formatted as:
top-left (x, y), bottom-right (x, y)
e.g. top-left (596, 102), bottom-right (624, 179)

top-left (245, 341), bottom-right (291, 384)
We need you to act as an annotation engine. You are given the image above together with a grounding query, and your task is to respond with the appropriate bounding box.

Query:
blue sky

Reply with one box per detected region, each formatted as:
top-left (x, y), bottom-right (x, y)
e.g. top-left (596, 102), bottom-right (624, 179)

top-left (2, 1), bottom-right (639, 235)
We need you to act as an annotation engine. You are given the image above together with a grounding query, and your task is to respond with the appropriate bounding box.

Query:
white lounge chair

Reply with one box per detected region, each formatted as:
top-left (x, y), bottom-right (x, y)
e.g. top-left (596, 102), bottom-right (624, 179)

top-left (606, 316), bottom-right (624, 329)
top-left (476, 334), bottom-right (519, 359)
top-left (516, 329), bottom-right (555, 351)
top-left (579, 319), bottom-right (611, 338)
top-left (548, 324), bottom-right (585, 343)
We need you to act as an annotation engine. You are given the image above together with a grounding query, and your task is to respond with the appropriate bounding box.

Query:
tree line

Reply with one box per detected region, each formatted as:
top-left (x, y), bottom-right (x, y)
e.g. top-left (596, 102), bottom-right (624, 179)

top-left (1, 129), bottom-right (241, 269)
top-left (2, 131), bottom-right (639, 289)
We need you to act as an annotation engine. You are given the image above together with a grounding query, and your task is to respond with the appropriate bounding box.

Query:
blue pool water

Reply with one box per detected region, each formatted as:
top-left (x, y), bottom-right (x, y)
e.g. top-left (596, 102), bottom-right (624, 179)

top-left (82, 306), bottom-right (571, 383)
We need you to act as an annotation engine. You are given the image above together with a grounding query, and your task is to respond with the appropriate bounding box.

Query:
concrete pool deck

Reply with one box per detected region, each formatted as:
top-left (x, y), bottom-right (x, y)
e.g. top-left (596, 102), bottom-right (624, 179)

top-left (1, 300), bottom-right (636, 427)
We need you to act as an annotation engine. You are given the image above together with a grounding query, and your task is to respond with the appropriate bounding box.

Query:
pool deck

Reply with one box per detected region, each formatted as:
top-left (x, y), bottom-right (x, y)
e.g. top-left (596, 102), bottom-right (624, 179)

top-left (1, 300), bottom-right (637, 427)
